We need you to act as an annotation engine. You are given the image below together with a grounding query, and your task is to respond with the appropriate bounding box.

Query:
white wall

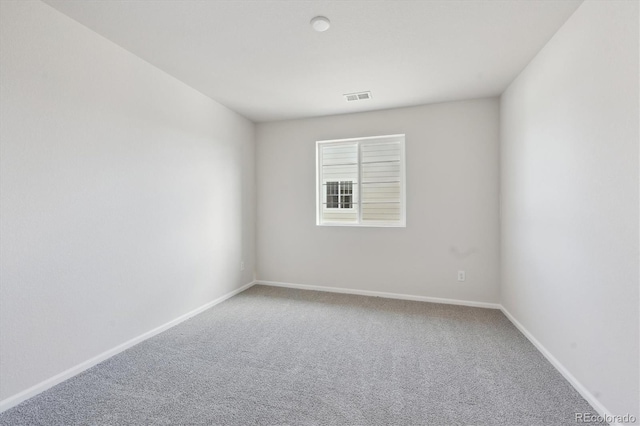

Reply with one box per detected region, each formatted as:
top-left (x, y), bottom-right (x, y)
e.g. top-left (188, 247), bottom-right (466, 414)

top-left (257, 99), bottom-right (500, 303)
top-left (0, 0), bottom-right (255, 402)
top-left (500, 0), bottom-right (639, 417)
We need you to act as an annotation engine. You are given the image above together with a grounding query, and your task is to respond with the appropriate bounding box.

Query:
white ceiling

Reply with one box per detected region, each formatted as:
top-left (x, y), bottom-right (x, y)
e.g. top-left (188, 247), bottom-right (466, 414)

top-left (43, 0), bottom-right (582, 123)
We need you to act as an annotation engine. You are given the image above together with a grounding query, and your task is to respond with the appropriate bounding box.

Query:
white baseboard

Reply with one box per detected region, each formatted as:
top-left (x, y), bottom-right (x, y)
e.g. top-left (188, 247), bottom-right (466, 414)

top-left (256, 280), bottom-right (501, 309)
top-left (1, 280), bottom-right (617, 424)
top-left (499, 306), bottom-right (619, 425)
top-left (0, 280), bottom-right (256, 414)
top-left (259, 280), bottom-right (618, 423)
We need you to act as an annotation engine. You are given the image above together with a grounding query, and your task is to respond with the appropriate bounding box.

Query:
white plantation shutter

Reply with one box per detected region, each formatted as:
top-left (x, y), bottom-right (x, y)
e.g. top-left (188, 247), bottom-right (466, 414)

top-left (317, 135), bottom-right (405, 227)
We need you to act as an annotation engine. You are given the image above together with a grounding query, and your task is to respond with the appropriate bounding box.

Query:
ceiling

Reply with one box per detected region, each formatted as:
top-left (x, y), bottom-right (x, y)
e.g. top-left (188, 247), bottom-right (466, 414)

top-left (43, 0), bottom-right (582, 123)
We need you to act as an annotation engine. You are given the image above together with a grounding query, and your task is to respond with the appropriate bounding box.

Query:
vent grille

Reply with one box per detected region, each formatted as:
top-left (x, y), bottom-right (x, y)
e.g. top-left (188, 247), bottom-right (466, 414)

top-left (344, 91), bottom-right (372, 102)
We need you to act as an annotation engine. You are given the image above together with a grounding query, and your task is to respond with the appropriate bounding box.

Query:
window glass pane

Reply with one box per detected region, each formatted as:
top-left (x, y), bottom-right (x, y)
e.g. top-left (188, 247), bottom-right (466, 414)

top-left (361, 182), bottom-right (401, 202)
top-left (361, 142), bottom-right (401, 164)
top-left (362, 202), bottom-right (401, 222)
top-left (340, 181), bottom-right (353, 208)
top-left (326, 181), bottom-right (339, 208)
top-left (322, 210), bottom-right (358, 222)
top-left (323, 164), bottom-right (357, 182)
top-left (321, 144), bottom-right (358, 165)
top-left (360, 142), bottom-right (402, 223)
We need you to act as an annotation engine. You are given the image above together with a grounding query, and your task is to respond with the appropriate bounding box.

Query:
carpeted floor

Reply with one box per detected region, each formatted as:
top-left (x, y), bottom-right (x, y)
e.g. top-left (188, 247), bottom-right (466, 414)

top-left (0, 285), bottom-right (603, 425)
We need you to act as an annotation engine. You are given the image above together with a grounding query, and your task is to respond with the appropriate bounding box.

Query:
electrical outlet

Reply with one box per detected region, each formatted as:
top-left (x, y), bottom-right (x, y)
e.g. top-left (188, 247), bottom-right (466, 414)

top-left (240, 261), bottom-right (245, 271)
top-left (457, 270), bottom-right (466, 282)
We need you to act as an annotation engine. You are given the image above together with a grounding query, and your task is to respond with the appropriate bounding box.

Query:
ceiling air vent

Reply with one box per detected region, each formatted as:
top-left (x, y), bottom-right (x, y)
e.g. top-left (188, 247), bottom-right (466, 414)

top-left (344, 91), bottom-right (372, 102)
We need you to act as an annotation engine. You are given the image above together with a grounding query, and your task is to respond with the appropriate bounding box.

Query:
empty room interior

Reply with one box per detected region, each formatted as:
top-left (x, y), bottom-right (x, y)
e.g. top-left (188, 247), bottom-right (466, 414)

top-left (0, 0), bottom-right (638, 425)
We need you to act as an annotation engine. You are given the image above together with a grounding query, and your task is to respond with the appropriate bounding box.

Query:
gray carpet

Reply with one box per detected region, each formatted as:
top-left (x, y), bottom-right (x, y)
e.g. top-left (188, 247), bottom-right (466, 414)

top-left (0, 285), bottom-right (603, 425)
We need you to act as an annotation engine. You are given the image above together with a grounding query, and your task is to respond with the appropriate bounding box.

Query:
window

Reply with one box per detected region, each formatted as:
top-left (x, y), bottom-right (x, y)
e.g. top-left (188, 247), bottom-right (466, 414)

top-left (326, 181), bottom-right (353, 209)
top-left (316, 134), bottom-right (406, 227)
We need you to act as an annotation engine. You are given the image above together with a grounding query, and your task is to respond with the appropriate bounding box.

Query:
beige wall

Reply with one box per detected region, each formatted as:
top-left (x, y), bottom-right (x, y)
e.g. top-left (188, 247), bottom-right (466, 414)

top-left (257, 99), bottom-right (500, 303)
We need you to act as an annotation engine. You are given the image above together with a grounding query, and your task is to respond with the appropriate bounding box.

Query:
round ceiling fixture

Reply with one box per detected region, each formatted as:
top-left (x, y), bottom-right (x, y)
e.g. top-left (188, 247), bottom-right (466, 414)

top-left (311, 16), bottom-right (330, 32)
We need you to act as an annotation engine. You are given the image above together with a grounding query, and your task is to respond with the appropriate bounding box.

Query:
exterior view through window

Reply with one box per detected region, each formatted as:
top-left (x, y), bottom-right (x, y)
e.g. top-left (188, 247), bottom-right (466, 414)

top-left (326, 181), bottom-right (353, 209)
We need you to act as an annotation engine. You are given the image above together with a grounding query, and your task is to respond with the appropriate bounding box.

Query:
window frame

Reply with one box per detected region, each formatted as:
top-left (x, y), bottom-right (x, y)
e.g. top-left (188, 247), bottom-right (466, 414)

top-left (316, 134), bottom-right (406, 228)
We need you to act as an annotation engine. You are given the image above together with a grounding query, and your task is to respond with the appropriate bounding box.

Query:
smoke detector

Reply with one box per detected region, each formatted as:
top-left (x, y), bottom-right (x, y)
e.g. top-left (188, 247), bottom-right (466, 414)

top-left (344, 91), bottom-right (372, 102)
top-left (311, 16), bottom-right (330, 32)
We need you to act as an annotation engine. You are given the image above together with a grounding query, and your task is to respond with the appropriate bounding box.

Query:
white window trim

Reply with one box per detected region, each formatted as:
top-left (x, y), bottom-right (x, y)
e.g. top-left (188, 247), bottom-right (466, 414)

top-left (316, 134), bottom-right (406, 228)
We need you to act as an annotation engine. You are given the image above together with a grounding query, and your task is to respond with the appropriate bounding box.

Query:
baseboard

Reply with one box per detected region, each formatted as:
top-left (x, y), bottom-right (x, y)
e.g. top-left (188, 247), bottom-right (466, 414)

top-left (0, 280), bottom-right (256, 414)
top-left (499, 306), bottom-right (620, 425)
top-left (2, 280), bottom-right (618, 423)
top-left (256, 280), bottom-right (501, 309)
top-left (259, 280), bottom-right (620, 423)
